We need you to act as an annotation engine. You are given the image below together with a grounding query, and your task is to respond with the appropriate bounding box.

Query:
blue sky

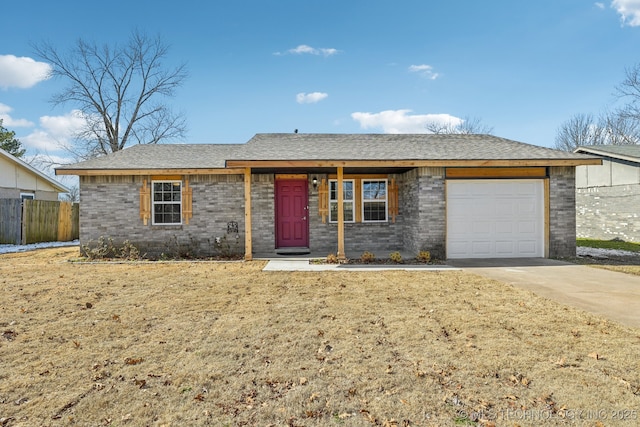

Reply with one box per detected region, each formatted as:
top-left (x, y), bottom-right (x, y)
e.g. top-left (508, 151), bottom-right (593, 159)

top-left (2, 0), bottom-right (640, 169)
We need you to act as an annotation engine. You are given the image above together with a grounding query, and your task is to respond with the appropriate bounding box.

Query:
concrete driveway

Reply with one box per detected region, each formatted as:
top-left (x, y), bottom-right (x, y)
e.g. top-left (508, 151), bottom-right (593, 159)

top-left (448, 258), bottom-right (640, 329)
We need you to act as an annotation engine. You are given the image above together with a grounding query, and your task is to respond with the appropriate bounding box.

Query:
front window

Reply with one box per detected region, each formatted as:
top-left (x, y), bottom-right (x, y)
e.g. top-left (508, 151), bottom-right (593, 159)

top-left (362, 180), bottom-right (387, 222)
top-left (152, 181), bottom-right (182, 225)
top-left (329, 180), bottom-right (355, 223)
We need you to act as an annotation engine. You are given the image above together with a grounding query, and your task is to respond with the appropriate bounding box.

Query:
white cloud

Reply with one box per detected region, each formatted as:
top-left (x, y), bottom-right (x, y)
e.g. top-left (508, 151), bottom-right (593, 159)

top-left (296, 92), bottom-right (328, 104)
top-left (40, 110), bottom-right (87, 138)
top-left (351, 109), bottom-right (462, 133)
top-left (275, 44), bottom-right (341, 57)
top-left (595, 2), bottom-right (605, 9)
top-left (21, 129), bottom-right (59, 151)
top-left (21, 110), bottom-right (87, 151)
top-left (409, 64), bottom-right (440, 80)
top-left (612, 0), bottom-right (640, 26)
top-left (0, 55), bottom-right (51, 89)
top-left (0, 103), bottom-right (34, 127)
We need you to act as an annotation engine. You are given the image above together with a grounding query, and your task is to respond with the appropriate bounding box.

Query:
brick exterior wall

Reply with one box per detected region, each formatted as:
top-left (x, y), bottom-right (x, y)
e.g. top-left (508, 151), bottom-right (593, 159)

top-left (79, 175), bottom-right (245, 258)
top-left (80, 166), bottom-right (578, 259)
top-left (576, 183), bottom-right (640, 243)
top-left (548, 167), bottom-right (577, 258)
top-left (400, 167), bottom-right (446, 259)
top-left (250, 175), bottom-right (275, 254)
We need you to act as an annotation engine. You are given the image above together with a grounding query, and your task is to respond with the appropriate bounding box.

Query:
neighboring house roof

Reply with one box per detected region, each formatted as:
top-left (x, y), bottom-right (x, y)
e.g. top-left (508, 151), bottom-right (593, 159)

top-left (575, 145), bottom-right (640, 164)
top-left (56, 134), bottom-right (600, 175)
top-left (0, 147), bottom-right (70, 193)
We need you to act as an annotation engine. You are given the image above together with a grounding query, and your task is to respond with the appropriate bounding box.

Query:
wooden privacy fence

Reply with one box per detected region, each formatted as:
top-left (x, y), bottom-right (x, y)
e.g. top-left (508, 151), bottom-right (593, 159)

top-left (0, 199), bottom-right (79, 245)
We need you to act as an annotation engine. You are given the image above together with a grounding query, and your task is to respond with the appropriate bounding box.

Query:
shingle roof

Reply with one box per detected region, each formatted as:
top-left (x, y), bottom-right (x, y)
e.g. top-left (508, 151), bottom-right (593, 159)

top-left (56, 143), bottom-right (242, 170)
top-left (575, 145), bottom-right (640, 163)
top-left (235, 134), bottom-right (592, 161)
top-left (56, 133), bottom-right (597, 172)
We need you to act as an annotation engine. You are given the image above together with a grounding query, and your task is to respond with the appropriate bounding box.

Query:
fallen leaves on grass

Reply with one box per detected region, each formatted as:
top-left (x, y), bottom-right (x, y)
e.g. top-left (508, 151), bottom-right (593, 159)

top-left (1, 247), bottom-right (640, 426)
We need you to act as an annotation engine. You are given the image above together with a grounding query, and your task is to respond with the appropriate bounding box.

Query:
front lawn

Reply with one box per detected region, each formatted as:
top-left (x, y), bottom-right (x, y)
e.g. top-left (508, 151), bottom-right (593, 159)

top-left (1, 248), bottom-right (639, 426)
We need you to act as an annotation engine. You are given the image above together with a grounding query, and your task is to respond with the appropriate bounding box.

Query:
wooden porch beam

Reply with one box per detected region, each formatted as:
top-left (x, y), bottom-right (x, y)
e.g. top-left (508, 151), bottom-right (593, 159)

top-left (55, 168), bottom-right (246, 176)
top-left (244, 167), bottom-right (253, 261)
top-left (225, 159), bottom-right (602, 168)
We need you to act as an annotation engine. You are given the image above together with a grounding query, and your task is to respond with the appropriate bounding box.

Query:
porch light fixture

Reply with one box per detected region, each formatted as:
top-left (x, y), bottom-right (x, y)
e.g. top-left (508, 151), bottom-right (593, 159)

top-left (312, 176), bottom-right (318, 189)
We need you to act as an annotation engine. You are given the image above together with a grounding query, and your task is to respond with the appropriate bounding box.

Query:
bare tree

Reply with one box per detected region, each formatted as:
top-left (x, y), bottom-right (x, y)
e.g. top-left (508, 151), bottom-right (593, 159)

top-left (612, 66), bottom-right (640, 144)
top-left (61, 185), bottom-right (80, 203)
top-left (554, 113), bottom-right (604, 151)
top-left (617, 64), bottom-right (640, 121)
top-left (33, 31), bottom-right (188, 159)
top-left (426, 115), bottom-right (494, 135)
top-left (600, 110), bottom-right (640, 145)
top-left (554, 111), bottom-right (640, 152)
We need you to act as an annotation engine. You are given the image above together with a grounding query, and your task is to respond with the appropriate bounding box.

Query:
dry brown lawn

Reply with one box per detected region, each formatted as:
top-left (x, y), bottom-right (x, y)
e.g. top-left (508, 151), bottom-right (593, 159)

top-left (1, 248), bottom-right (640, 427)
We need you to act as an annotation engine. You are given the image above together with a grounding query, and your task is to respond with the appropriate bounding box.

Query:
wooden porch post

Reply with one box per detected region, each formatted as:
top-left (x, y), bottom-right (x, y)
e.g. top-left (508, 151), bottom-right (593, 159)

top-left (244, 167), bottom-right (253, 260)
top-left (336, 166), bottom-right (346, 260)
top-left (544, 177), bottom-right (550, 259)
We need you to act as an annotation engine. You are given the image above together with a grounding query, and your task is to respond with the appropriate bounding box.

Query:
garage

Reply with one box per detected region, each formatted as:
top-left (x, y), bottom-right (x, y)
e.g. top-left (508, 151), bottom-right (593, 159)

top-left (446, 179), bottom-right (545, 259)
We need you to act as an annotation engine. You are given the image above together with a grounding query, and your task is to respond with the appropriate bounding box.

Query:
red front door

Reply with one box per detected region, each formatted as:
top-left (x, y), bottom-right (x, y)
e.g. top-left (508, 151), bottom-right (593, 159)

top-left (275, 179), bottom-right (309, 248)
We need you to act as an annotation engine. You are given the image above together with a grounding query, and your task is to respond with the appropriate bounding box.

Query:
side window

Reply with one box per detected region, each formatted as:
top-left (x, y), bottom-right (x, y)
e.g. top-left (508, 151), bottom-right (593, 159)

top-left (329, 180), bottom-right (355, 223)
top-left (362, 180), bottom-right (387, 222)
top-left (152, 181), bottom-right (182, 225)
top-left (20, 193), bottom-right (35, 201)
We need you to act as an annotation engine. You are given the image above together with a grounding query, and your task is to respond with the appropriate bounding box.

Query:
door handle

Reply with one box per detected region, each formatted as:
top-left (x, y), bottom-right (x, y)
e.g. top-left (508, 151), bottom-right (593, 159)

top-left (302, 216), bottom-right (307, 220)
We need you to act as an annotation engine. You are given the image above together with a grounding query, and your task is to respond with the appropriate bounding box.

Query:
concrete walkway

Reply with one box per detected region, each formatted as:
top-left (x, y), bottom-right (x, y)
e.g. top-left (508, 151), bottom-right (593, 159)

top-left (448, 258), bottom-right (640, 329)
top-left (262, 259), bottom-right (458, 272)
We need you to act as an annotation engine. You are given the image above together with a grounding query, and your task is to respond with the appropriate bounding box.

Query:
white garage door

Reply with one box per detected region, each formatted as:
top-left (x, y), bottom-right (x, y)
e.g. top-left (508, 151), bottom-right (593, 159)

top-left (446, 180), bottom-right (544, 259)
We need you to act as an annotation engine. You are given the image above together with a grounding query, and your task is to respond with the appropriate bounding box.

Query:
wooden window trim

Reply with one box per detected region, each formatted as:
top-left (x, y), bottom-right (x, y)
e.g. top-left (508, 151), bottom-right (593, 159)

top-left (361, 179), bottom-right (388, 223)
top-left (325, 176), bottom-right (399, 224)
top-left (318, 178), bottom-right (329, 223)
top-left (182, 179), bottom-right (193, 225)
top-left (139, 179), bottom-right (151, 225)
top-left (151, 180), bottom-right (183, 226)
top-left (388, 178), bottom-right (398, 223)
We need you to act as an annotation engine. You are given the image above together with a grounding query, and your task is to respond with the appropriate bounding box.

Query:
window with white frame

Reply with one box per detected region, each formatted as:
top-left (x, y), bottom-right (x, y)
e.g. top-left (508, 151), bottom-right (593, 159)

top-left (329, 180), bottom-right (355, 223)
top-left (20, 193), bottom-right (35, 201)
top-left (362, 179), bottom-right (387, 222)
top-left (152, 181), bottom-right (182, 225)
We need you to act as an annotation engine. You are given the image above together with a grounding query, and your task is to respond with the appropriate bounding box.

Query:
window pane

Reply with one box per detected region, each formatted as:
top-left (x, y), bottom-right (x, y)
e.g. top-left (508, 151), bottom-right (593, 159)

top-left (330, 180), bottom-right (354, 201)
top-left (344, 202), bottom-right (354, 222)
top-left (363, 201), bottom-right (387, 221)
top-left (363, 181), bottom-right (386, 200)
top-left (153, 183), bottom-right (162, 201)
top-left (329, 201), bottom-right (354, 222)
top-left (152, 181), bottom-right (182, 224)
top-left (344, 181), bottom-right (354, 200)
